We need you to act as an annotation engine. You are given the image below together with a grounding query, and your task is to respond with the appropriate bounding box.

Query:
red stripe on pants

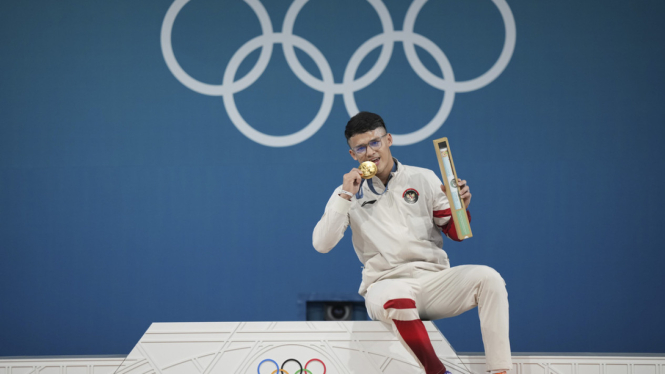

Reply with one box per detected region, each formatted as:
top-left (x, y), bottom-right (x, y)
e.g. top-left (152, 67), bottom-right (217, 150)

top-left (383, 298), bottom-right (417, 310)
top-left (384, 299), bottom-right (447, 374)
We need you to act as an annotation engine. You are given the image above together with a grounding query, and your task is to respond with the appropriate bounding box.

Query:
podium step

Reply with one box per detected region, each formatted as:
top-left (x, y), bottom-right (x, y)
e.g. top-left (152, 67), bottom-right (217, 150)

top-left (114, 321), bottom-right (471, 374)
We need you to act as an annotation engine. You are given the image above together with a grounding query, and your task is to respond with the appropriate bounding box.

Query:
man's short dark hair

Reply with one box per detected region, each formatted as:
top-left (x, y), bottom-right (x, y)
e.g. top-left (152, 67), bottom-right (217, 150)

top-left (345, 111), bottom-right (386, 142)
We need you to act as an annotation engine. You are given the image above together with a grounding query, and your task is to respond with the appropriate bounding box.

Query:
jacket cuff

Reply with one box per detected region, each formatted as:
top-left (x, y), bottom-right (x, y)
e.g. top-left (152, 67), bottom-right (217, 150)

top-left (331, 194), bottom-right (352, 215)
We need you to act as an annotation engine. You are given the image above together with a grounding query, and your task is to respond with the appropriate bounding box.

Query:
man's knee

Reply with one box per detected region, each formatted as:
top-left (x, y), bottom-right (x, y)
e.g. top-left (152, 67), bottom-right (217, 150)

top-left (365, 280), bottom-right (419, 321)
top-left (471, 265), bottom-right (507, 291)
top-left (366, 279), bottom-right (418, 306)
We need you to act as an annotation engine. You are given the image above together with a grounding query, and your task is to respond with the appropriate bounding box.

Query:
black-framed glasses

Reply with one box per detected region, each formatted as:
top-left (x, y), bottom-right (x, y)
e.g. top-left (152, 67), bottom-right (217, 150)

top-left (351, 133), bottom-right (388, 155)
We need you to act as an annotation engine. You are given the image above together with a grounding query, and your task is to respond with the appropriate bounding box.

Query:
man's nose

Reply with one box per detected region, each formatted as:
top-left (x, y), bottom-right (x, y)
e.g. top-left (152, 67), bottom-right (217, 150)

top-left (366, 147), bottom-right (378, 159)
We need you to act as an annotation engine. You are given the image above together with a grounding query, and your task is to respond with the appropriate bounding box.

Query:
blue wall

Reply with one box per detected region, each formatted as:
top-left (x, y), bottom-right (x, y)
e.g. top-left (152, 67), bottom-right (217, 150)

top-left (1, 0), bottom-right (664, 356)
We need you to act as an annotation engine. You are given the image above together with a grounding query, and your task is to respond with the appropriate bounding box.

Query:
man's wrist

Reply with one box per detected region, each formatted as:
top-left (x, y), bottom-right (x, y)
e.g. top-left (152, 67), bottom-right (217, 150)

top-left (338, 189), bottom-right (354, 200)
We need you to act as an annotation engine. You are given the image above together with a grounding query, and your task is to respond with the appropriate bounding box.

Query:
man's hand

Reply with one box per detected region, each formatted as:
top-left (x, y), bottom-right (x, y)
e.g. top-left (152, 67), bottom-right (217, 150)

top-left (440, 178), bottom-right (472, 208)
top-left (340, 168), bottom-right (363, 200)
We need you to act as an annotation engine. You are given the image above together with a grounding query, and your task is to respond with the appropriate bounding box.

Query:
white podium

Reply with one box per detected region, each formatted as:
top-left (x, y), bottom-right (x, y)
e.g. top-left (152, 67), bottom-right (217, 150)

top-left (113, 321), bottom-right (471, 374)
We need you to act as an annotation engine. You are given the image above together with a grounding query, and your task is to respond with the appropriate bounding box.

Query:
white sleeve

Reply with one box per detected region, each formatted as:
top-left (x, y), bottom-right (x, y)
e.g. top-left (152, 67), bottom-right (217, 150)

top-left (428, 170), bottom-right (453, 228)
top-left (312, 188), bottom-right (352, 253)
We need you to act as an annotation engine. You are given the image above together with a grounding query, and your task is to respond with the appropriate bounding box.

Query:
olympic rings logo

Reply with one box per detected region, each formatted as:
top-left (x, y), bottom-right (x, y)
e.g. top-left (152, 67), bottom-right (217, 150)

top-left (257, 358), bottom-right (326, 374)
top-left (161, 0), bottom-right (516, 147)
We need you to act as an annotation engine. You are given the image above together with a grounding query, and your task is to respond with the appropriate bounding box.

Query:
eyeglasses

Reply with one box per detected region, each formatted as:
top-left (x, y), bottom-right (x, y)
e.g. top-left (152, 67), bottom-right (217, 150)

top-left (351, 133), bottom-right (388, 155)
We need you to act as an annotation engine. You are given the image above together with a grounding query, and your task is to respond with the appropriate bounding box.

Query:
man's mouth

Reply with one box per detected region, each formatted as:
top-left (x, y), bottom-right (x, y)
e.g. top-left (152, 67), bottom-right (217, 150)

top-left (369, 157), bottom-right (380, 166)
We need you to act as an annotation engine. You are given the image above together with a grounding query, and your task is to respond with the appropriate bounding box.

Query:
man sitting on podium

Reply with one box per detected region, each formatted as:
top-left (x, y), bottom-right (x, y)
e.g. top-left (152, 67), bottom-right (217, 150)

top-left (313, 111), bottom-right (512, 374)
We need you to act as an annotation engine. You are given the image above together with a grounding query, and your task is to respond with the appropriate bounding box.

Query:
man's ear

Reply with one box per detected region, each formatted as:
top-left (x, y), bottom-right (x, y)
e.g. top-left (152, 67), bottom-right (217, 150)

top-left (349, 149), bottom-right (358, 161)
top-left (386, 133), bottom-right (393, 147)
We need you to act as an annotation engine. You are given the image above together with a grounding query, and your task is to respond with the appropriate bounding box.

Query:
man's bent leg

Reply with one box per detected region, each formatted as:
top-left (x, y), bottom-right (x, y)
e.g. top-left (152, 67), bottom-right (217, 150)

top-left (365, 279), bottom-right (447, 374)
top-left (416, 265), bottom-right (512, 372)
top-left (387, 299), bottom-right (448, 374)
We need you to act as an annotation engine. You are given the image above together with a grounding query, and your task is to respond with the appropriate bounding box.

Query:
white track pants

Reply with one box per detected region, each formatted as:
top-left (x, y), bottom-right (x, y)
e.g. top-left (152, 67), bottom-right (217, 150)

top-left (364, 265), bottom-right (512, 372)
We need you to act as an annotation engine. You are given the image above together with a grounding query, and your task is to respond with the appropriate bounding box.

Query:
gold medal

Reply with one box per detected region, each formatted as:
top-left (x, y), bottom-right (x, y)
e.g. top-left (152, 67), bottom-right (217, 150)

top-left (359, 161), bottom-right (377, 179)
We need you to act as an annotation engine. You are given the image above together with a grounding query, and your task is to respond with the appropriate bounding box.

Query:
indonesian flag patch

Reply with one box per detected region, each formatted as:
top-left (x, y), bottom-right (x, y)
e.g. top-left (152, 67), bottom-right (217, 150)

top-left (402, 188), bottom-right (419, 204)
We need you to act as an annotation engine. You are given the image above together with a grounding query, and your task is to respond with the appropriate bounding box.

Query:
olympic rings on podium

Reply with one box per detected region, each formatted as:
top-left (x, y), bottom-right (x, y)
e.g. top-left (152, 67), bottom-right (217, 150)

top-left (281, 358), bottom-right (303, 374)
top-left (258, 359), bottom-right (279, 374)
top-left (257, 358), bottom-right (325, 374)
top-left (305, 358), bottom-right (326, 374)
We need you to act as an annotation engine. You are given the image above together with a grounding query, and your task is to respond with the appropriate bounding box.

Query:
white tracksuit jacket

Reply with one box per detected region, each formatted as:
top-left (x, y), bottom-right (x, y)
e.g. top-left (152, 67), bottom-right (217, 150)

top-left (313, 159), bottom-right (467, 296)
